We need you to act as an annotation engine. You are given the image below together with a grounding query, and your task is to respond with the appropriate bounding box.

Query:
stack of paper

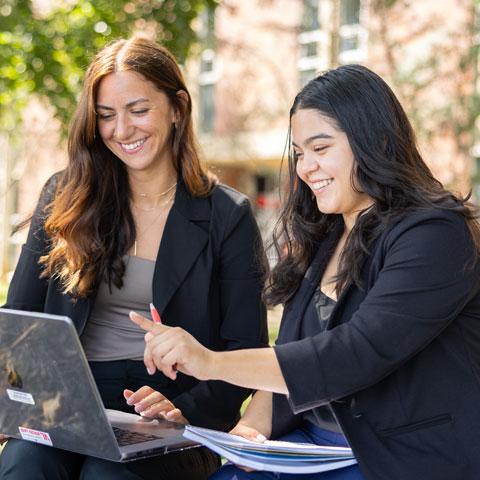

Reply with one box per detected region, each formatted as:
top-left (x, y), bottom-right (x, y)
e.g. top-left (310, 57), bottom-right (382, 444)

top-left (183, 425), bottom-right (357, 474)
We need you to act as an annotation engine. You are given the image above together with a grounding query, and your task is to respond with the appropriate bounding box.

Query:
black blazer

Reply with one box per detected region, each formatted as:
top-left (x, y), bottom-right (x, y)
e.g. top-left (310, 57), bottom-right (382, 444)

top-left (273, 209), bottom-right (480, 480)
top-left (5, 174), bottom-right (268, 430)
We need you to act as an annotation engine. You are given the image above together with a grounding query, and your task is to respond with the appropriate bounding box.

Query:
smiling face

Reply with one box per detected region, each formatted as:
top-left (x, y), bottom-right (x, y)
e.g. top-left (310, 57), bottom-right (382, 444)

top-left (292, 108), bottom-right (373, 229)
top-left (96, 70), bottom-right (177, 176)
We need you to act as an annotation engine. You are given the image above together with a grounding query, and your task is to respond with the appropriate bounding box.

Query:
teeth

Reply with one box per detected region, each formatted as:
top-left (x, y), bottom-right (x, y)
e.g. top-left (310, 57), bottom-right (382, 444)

top-left (122, 138), bottom-right (146, 150)
top-left (312, 179), bottom-right (333, 190)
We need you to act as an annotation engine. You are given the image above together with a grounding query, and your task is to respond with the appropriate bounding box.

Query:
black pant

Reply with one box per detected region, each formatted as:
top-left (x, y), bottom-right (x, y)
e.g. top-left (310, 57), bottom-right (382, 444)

top-left (0, 439), bottom-right (220, 480)
top-left (0, 360), bottom-right (221, 480)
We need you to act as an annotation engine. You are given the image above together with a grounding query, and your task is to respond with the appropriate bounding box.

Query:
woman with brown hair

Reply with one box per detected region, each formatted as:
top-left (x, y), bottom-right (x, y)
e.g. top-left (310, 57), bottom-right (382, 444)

top-left (0, 36), bottom-right (268, 479)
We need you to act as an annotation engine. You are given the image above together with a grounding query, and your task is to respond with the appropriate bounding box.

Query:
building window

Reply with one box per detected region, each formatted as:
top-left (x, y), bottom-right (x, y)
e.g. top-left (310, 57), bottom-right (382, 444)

top-left (198, 6), bottom-right (217, 134)
top-left (338, 0), bottom-right (367, 64)
top-left (340, 0), bottom-right (360, 26)
top-left (301, 0), bottom-right (320, 32)
top-left (299, 68), bottom-right (317, 87)
top-left (300, 41), bottom-right (318, 58)
top-left (298, 1), bottom-right (326, 88)
top-left (198, 49), bottom-right (217, 133)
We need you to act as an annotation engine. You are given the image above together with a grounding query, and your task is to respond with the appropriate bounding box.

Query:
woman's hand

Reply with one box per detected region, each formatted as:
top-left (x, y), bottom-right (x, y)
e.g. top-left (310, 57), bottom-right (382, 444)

top-left (123, 386), bottom-right (188, 424)
top-left (129, 311), bottom-right (215, 381)
top-left (0, 434), bottom-right (10, 445)
top-left (229, 423), bottom-right (267, 443)
top-left (228, 423), bottom-right (267, 472)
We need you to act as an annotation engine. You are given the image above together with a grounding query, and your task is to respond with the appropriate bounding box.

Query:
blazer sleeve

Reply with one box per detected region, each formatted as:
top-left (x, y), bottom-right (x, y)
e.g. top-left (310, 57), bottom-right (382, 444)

top-left (173, 199), bottom-right (268, 429)
top-left (275, 211), bottom-right (478, 413)
top-left (4, 174), bottom-right (58, 311)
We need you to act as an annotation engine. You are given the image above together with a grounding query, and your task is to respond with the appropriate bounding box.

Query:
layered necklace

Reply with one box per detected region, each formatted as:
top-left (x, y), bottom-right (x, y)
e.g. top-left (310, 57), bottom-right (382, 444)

top-left (131, 182), bottom-right (177, 256)
top-left (130, 181), bottom-right (177, 211)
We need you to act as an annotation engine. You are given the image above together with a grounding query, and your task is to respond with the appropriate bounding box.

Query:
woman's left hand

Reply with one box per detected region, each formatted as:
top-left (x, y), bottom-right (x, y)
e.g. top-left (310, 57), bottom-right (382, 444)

top-left (129, 311), bottom-right (215, 382)
top-left (123, 386), bottom-right (188, 424)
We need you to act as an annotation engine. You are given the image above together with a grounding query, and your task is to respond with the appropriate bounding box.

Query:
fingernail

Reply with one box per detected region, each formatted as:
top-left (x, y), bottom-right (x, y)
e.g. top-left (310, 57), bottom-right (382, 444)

top-left (126, 397), bottom-right (134, 405)
top-left (256, 434), bottom-right (266, 442)
top-left (147, 367), bottom-right (155, 375)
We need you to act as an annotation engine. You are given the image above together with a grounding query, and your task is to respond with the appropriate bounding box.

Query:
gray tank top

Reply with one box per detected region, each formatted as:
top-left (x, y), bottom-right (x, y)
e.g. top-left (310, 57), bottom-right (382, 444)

top-left (301, 287), bottom-right (343, 433)
top-left (80, 256), bottom-right (155, 361)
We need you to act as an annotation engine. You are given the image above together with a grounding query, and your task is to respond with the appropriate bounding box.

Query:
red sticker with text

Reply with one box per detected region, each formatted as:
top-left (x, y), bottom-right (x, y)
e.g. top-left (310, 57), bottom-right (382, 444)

top-left (18, 426), bottom-right (53, 446)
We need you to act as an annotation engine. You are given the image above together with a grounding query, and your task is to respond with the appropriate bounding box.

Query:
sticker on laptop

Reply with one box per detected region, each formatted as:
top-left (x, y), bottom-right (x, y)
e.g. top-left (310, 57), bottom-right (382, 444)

top-left (18, 427), bottom-right (53, 446)
top-left (7, 389), bottom-right (35, 405)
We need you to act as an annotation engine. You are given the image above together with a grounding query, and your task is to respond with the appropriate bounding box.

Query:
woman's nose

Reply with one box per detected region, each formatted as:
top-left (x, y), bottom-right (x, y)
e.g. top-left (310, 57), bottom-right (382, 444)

top-left (113, 113), bottom-right (133, 140)
top-left (299, 153), bottom-right (319, 175)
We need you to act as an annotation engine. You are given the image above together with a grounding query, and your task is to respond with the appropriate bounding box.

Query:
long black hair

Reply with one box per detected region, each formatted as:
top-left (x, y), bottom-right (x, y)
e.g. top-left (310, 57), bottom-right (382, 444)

top-left (264, 64), bottom-right (480, 306)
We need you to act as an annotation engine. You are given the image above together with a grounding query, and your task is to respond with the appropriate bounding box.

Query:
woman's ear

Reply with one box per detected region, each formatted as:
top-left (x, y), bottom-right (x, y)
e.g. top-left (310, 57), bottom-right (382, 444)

top-left (173, 90), bottom-right (189, 124)
top-left (176, 89), bottom-right (188, 103)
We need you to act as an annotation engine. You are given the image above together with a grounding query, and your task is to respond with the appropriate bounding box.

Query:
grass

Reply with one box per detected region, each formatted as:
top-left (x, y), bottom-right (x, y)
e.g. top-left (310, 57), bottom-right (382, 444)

top-left (0, 280), bottom-right (7, 305)
top-left (240, 306), bottom-right (281, 415)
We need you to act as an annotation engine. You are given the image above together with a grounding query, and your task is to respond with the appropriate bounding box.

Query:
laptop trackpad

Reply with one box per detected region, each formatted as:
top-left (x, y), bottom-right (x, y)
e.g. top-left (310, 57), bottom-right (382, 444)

top-left (106, 409), bottom-right (196, 458)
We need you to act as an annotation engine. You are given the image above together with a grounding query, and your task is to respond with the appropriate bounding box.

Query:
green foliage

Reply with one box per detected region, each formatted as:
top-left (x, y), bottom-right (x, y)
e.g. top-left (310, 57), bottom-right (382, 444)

top-left (0, 0), bottom-right (217, 133)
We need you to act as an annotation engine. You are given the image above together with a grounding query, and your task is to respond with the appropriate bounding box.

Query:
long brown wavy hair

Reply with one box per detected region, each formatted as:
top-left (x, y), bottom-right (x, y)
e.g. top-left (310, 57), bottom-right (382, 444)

top-left (264, 64), bottom-right (480, 306)
top-left (40, 35), bottom-right (215, 298)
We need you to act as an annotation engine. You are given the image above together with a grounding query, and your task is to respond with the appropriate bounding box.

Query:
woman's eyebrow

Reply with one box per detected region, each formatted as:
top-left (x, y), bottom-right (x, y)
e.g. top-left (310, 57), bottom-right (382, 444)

top-left (96, 98), bottom-right (150, 110)
top-left (292, 133), bottom-right (334, 148)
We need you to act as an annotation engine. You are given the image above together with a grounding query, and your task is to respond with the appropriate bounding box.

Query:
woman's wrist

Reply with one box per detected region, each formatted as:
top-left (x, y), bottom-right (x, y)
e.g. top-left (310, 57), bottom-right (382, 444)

top-left (205, 349), bottom-right (222, 381)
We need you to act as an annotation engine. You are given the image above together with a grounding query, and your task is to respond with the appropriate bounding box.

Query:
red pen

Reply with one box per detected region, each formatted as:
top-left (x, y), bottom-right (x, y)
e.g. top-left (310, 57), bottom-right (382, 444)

top-left (149, 303), bottom-right (162, 324)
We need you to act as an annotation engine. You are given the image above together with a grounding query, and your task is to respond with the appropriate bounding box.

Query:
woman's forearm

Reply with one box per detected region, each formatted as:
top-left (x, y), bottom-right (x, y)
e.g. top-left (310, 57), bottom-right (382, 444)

top-left (208, 347), bottom-right (288, 395)
top-left (239, 390), bottom-right (273, 438)
top-left (129, 312), bottom-right (289, 395)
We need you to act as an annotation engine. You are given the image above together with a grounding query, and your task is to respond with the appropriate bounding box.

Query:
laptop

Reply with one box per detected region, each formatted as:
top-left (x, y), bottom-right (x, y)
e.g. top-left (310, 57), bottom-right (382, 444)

top-left (0, 308), bottom-right (197, 462)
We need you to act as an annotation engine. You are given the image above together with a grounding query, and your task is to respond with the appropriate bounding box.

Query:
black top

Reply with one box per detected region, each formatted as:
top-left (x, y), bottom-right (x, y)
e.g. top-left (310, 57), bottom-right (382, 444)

top-left (301, 288), bottom-right (342, 433)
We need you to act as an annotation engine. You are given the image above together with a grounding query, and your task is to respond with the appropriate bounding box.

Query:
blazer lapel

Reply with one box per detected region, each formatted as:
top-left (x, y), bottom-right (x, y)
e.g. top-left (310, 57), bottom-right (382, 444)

top-left (277, 218), bottom-right (344, 344)
top-left (152, 181), bottom-right (210, 317)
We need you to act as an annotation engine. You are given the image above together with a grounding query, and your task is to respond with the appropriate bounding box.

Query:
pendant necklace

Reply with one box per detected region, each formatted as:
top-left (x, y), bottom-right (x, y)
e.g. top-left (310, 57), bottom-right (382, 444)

top-left (131, 188), bottom-right (176, 256)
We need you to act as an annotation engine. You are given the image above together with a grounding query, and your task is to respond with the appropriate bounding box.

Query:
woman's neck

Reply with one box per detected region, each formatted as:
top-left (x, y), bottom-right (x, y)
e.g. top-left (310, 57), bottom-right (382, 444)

top-left (128, 165), bottom-right (178, 209)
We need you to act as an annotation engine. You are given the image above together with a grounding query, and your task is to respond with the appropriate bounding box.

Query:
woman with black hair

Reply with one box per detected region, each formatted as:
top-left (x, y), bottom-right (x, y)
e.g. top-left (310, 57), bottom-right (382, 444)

top-left (131, 64), bottom-right (480, 480)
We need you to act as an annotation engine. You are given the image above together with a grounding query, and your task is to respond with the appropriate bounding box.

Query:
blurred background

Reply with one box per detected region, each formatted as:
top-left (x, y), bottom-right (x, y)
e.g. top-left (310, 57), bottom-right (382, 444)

top-left (1, 0), bottom-right (480, 297)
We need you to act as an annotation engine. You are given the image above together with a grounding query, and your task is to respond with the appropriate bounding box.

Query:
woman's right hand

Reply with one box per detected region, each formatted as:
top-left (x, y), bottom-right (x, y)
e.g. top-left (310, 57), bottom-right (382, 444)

top-left (0, 434), bottom-right (10, 445)
top-left (123, 386), bottom-right (188, 424)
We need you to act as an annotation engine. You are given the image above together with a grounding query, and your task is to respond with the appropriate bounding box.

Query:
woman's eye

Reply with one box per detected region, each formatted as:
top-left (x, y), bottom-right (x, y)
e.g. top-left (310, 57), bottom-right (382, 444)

top-left (132, 109), bottom-right (149, 115)
top-left (314, 145), bottom-right (328, 153)
top-left (294, 151), bottom-right (303, 160)
top-left (98, 113), bottom-right (115, 121)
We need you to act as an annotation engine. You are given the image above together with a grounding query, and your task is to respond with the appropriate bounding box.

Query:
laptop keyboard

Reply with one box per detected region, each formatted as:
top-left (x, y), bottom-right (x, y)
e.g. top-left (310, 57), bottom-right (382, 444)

top-left (112, 426), bottom-right (164, 446)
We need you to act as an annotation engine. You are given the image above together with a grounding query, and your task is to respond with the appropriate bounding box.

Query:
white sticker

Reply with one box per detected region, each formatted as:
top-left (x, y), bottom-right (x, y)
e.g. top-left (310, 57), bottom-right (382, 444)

top-left (6, 389), bottom-right (35, 405)
top-left (18, 426), bottom-right (53, 446)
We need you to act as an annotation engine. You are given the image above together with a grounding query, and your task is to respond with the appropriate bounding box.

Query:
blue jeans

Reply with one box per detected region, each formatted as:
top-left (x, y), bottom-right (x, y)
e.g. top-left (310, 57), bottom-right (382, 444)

top-left (208, 422), bottom-right (365, 480)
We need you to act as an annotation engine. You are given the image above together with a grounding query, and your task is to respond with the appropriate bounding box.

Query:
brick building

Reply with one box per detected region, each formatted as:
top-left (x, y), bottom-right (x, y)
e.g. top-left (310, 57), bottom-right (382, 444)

top-left (0, 0), bottom-right (477, 278)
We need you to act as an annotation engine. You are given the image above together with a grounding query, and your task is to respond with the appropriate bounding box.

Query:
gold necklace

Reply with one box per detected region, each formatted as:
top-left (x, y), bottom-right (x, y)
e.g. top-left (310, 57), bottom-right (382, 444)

top-left (132, 189), bottom-right (175, 256)
top-left (131, 181), bottom-right (177, 198)
top-left (131, 189), bottom-right (177, 212)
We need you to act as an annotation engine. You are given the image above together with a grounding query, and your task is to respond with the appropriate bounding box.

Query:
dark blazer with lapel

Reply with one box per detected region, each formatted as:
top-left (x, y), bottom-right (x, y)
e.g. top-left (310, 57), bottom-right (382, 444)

top-left (5, 173), bottom-right (268, 430)
top-left (273, 209), bottom-right (480, 480)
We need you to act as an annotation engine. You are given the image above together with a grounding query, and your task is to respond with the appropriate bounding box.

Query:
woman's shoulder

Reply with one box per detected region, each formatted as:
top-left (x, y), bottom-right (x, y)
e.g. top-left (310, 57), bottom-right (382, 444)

top-left (381, 207), bottom-right (471, 246)
top-left (206, 183), bottom-right (253, 221)
top-left (210, 182), bottom-right (250, 206)
top-left (38, 170), bottom-right (64, 203)
top-left (390, 207), bottom-right (467, 229)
